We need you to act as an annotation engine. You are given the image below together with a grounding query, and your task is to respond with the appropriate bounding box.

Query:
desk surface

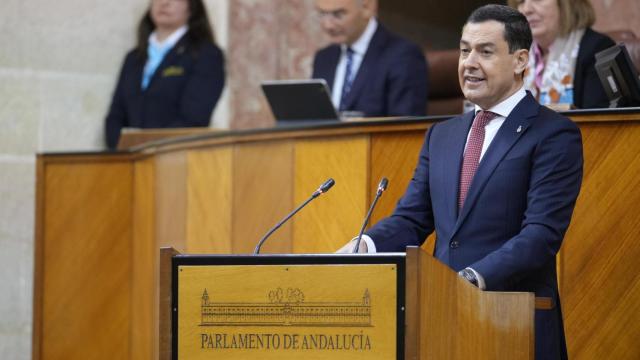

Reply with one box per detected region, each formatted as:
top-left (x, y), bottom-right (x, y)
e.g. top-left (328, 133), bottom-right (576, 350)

top-left (43, 107), bottom-right (639, 157)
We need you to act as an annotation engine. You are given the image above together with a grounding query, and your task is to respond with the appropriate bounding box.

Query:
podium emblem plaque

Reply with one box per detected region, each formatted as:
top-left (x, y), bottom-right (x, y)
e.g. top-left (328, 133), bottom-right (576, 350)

top-left (172, 254), bottom-right (405, 360)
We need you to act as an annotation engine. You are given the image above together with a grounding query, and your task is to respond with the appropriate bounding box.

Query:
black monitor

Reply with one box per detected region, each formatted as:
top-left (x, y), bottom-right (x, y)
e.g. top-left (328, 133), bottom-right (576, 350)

top-left (595, 43), bottom-right (640, 108)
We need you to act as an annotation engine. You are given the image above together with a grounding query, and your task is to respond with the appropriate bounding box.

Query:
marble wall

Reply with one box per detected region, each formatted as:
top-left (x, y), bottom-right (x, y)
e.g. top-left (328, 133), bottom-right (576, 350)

top-left (0, 1), bottom-right (229, 358)
top-left (592, 0), bottom-right (640, 38)
top-left (227, 0), bottom-right (325, 129)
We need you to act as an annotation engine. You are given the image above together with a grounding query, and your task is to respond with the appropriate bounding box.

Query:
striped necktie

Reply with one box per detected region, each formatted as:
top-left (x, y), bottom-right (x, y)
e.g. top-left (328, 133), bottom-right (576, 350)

top-left (339, 47), bottom-right (355, 111)
top-left (458, 110), bottom-right (497, 209)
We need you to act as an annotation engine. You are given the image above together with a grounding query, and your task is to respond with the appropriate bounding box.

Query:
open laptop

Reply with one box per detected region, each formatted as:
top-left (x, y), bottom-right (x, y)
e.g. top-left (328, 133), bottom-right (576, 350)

top-left (261, 79), bottom-right (341, 125)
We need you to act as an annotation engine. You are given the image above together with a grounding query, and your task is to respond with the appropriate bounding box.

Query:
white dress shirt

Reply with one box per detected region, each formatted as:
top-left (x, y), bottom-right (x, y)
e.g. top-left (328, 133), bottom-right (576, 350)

top-left (468, 86), bottom-right (527, 161)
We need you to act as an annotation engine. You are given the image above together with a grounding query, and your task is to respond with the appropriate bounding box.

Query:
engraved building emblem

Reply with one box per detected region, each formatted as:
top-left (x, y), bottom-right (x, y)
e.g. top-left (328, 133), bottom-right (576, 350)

top-left (200, 288), bottom-right (372, 327)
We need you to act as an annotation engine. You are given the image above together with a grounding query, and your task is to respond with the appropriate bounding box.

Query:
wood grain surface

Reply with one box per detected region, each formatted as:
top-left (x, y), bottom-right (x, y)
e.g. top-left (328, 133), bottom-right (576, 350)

top-left (408, 247), bottom-right (534, 359)
top-left (37, 160), bottom-right (133, 359)
top-left (186, 148), bottom-right (233, 253)
top-left (293, 136), bottom-right (369, 253)
top-left (560, 122), bottom-right (640, 359)
top-left (232, 141), bottom-right (294, 254)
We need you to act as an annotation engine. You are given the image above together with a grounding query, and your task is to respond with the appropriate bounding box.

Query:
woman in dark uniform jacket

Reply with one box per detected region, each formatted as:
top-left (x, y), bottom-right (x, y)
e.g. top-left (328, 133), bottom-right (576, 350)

top-left (105, 0), bottom-right (225, 149)
top-left (511, 0), bottom-right (614, 109)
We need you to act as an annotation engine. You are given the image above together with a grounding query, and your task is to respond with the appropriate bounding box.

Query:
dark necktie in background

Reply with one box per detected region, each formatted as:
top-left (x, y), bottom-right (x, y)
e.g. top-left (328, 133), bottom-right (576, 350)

top-left (458, 110), bottom-right (497, 209)
top-left (339, 47), bottom-right (355, 111)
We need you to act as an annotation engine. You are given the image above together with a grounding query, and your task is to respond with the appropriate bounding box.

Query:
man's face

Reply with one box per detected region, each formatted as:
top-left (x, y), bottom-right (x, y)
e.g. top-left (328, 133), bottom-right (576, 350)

top-left (315, 0), bottom-right (373, 45)
top-left (458, 20), bottom-right (528, 109)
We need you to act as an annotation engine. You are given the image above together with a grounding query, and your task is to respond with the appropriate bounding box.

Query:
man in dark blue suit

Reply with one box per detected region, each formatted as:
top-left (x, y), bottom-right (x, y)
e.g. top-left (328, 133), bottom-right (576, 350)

top-left (312, 0), bottom-right (428, 117)
top-left (340, 5), bottom-right (582, 360)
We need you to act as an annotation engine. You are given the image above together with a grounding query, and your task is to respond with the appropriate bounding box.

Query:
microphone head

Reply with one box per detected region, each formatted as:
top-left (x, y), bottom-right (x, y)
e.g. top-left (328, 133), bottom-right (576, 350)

top-left (377, 177), bottom-right (389, 193)
top-left (319, 178), bottom-right (335, 193)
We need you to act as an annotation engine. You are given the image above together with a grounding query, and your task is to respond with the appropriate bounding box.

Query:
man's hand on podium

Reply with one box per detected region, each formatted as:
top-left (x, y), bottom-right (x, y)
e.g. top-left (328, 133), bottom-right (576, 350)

top-left (335, 237), bottom-right (369, 253)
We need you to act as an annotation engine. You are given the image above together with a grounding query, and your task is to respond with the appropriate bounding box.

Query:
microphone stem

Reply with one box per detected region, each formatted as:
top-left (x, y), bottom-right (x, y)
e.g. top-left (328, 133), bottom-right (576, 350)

top-left (354, 190), bottom-right (382, 253)
top-left (253, 194), bottom-right (316, 255)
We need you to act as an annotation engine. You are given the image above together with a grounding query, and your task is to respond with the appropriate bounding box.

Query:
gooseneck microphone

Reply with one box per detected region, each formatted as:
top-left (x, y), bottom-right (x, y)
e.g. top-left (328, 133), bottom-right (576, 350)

top-left (353, 177), bottom-right (389, 253)
top-left (253, 178), bottom-right (335, 255)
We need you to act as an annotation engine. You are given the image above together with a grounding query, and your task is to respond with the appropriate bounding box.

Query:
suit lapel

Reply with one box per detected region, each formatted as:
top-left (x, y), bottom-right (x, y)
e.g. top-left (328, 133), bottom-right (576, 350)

top-left (341, 26), bottom-right (386, 110)
top-left (326, 47), bottom-right (340, 91)
top-left (452, 94), bottom-right (539, 236)
top-left (316, 46), bottom-right (340, 91)
top-left (444, 112), bottom-right (474, 225)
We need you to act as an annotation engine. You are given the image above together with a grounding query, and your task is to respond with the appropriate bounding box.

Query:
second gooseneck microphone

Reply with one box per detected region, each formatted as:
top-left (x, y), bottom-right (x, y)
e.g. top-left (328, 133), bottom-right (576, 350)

top-left (253, 178), bottom-right (335, 255)
top-left (353, 177), bottom-right (389, 253)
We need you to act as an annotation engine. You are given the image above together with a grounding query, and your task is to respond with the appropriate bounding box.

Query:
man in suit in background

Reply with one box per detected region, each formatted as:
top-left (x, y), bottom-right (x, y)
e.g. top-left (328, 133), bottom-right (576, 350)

top-left (339, 5), bottom-right (582, 359)
top-left (312, 0), bottom-right (428, 117)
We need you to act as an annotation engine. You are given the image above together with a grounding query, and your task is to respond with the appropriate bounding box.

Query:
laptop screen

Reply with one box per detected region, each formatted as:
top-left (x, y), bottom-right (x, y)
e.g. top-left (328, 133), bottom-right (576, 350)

top-left (261, 79), bottom-right (341, 123)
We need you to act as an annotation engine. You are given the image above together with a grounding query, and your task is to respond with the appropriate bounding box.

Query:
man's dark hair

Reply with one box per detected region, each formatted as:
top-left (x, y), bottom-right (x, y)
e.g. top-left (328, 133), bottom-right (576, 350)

top-left (136, 0), bottom-right (215, 59)
top-left (466, 4), bottom-right (532, 53)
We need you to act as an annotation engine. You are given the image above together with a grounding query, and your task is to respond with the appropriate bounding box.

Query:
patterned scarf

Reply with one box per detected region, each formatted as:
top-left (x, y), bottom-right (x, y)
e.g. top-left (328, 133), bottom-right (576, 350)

top-left (524, 28), bottom-right (585, 106)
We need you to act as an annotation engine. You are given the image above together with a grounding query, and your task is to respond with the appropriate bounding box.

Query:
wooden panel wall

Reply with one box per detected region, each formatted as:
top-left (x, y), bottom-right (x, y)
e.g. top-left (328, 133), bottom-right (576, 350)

top-left (560, 122), bottom-right (640, 359)
top-left (232, 141), bottom-right (294, 254)
top-left (186, 148), bottom-right (233, 253)
top-left (35, 158), bottom-right (133, 360)
top-left (131, 158), bottom-right (157, 360)
top-left (154, 151), bottom-right (187, 251)
top-left (292, 136), bottom-right (369, 253)
top-left (369, 131), bottom-right (438, 253)
top-left (369, 131), bottom-right (426, 224)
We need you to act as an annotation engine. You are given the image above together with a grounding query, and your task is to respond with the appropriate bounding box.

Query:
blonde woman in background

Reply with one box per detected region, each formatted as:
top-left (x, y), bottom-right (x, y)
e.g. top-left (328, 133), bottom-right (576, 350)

top-left (510, 0), bottom-right (614, 108)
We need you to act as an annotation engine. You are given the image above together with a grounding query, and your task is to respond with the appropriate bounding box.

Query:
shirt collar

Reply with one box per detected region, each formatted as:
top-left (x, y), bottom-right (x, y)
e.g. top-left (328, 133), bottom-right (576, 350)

top-left (474, 86), bottom-right (527, 118)
top-left (149, 25), bottom-right (189, 49)
top-left (342, 17), bottom-right (377, 56)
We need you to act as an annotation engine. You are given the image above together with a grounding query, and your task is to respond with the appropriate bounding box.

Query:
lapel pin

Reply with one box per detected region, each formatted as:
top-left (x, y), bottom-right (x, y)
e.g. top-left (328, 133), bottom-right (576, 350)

top-left (516, 125), bottom-right (522, 133)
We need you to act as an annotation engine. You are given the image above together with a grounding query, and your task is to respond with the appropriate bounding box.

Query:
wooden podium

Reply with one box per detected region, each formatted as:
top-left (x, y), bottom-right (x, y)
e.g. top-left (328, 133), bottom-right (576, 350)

top-left (160, 247), bottom-right (534, 360)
